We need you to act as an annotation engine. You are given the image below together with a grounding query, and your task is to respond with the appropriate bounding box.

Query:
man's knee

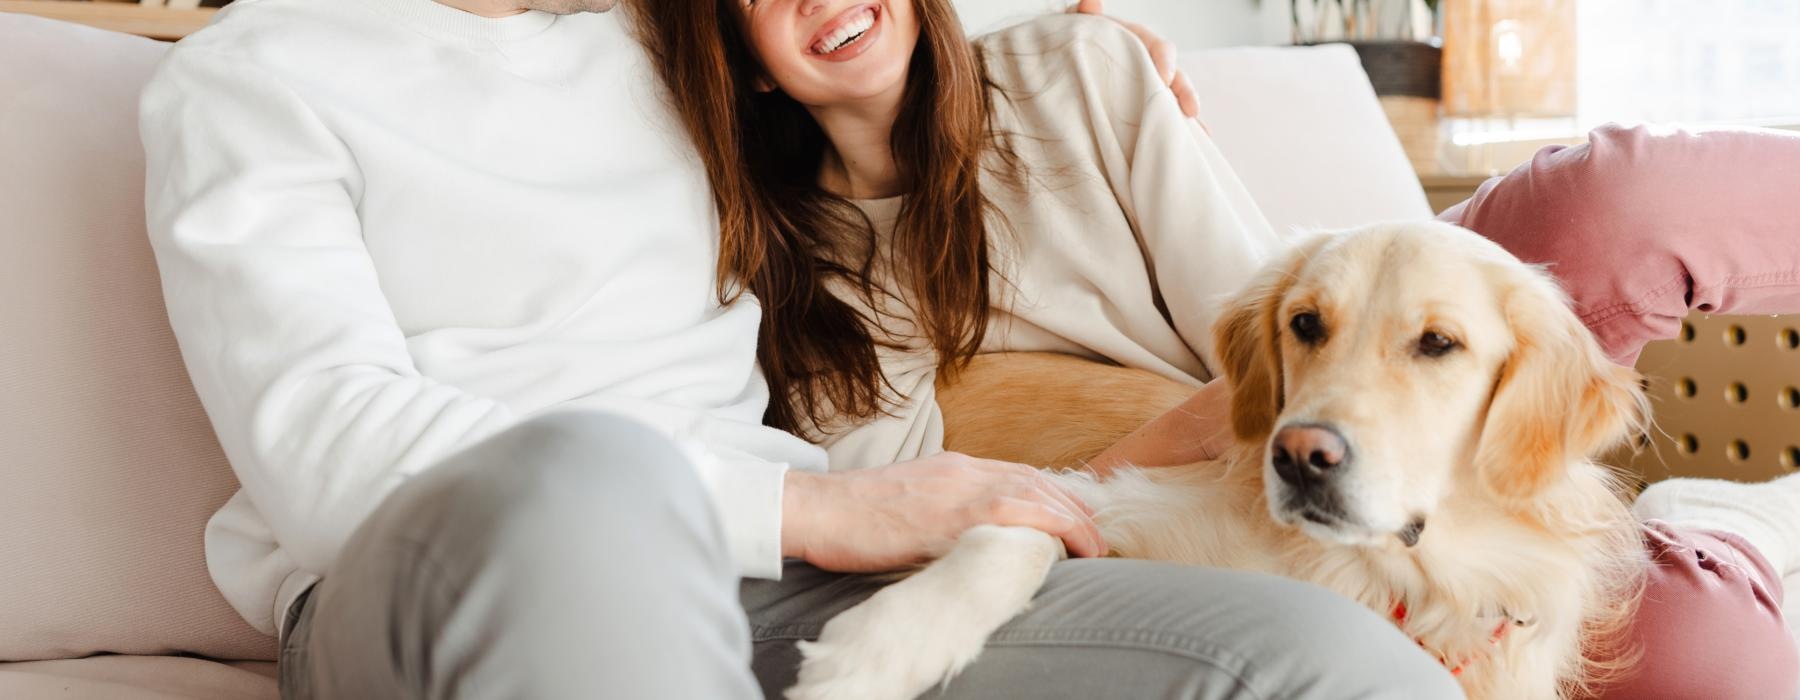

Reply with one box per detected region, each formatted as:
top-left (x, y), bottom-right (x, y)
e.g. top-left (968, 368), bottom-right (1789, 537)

top-left (391, 410), bottom-right (718, 566)
top-left (307, 411), bottom-right (754, 699)
top-left (488, 411), bottom-right (702, 494)
top-left (462, 409), bottom-right (683, 489)
top-left (474, 411), bottom-right (708, 524)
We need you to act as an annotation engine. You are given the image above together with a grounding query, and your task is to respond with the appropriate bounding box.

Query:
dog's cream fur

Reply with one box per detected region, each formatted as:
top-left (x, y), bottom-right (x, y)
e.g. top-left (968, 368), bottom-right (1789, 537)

top-left (787, 222), bottom-right (1649, 700)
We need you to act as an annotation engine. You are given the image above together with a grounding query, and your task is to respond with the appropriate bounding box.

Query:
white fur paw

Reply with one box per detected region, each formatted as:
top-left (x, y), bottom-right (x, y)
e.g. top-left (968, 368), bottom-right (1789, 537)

top-left (785, 586), bottom-right (984, 700)
top-left (784, 526), bottom-right (1061, 700)
top-left (788, 640), bottom-right (917, 700)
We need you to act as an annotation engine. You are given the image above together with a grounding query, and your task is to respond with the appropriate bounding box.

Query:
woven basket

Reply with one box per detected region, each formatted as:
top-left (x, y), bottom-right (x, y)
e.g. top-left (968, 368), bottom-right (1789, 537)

top-left (1318, 40), bottom-right (1443, 99)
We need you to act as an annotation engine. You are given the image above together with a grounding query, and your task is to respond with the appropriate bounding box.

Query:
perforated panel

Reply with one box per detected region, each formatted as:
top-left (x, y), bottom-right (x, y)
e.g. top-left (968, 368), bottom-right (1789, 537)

top-left (1626, 313), bottom-right (1800, 484)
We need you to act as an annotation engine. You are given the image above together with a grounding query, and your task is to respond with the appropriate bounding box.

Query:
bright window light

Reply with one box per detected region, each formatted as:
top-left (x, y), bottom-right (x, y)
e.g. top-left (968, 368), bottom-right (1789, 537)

top-left (1577, 0), bottom-right (1800, 129)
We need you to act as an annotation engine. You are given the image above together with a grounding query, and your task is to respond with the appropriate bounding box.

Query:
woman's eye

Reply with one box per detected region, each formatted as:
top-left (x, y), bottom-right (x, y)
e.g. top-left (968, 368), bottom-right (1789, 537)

top-left (1418, 331), bottom-right (1460, 358)
top-left (1289, 312), bottom-right (1326, 345)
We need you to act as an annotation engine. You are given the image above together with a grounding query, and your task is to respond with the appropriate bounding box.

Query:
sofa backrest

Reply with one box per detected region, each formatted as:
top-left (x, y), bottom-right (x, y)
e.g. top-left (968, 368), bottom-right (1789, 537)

top-left (0, 13), bottom-right (276, 662)
top-left (1181, 43), bottom-right (1434, 235)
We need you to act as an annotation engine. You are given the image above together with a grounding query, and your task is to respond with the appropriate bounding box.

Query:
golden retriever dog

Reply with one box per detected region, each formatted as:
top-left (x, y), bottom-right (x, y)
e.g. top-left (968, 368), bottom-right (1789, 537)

top-left (786, 221), bottom-right (1650, 700)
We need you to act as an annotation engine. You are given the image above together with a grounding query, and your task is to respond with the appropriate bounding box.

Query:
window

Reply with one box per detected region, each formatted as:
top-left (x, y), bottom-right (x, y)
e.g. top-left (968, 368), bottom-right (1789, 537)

top-left (1578, 0), bottom-right (1800, 128)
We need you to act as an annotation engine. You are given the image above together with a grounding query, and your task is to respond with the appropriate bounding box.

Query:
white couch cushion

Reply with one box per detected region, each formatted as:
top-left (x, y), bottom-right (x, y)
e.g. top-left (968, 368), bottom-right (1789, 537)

top-left (1183, 43), bottom-right (1434, 234)
top-left (0, 13), bottom-right (274, 662)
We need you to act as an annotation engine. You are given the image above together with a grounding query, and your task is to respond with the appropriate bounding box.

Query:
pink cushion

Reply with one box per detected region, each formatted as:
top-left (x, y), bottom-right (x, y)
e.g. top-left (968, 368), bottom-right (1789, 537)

top-left (0, 14), bottom-right (274, 661)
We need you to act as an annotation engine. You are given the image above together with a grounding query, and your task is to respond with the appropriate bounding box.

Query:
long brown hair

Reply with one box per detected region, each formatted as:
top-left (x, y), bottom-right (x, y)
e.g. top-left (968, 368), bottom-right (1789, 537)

top-left (630, 0), bottom-right (1015, 433)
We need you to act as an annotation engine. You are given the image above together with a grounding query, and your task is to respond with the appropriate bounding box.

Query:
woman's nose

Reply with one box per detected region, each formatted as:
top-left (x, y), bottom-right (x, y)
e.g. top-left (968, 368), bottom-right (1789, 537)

top-left (800, 0), bottom-right (828, 17)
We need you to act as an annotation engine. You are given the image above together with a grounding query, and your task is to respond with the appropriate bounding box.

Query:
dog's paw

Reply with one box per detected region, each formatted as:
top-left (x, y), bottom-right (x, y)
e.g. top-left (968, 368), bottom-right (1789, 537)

top-left (786, 587), bottom-right (975, 700)
top-left (786, 639), bottom-right (909, 700)
top-left (784, 526), bottom-right (1061, 700)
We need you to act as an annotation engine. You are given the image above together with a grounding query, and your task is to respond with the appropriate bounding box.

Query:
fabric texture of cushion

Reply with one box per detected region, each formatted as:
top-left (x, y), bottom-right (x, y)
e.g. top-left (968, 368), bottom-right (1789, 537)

top-left (1182, 43), bottom-right (1435, 234)
top-left (0, 656), bottom-right (276, 700)
top-left (0, 13), bottom-right (276, 662)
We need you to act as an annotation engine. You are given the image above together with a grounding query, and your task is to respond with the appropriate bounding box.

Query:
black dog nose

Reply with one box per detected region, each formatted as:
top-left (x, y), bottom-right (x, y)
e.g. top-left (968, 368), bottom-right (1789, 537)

top-left (1270, 424), bottom-right (1351, 484)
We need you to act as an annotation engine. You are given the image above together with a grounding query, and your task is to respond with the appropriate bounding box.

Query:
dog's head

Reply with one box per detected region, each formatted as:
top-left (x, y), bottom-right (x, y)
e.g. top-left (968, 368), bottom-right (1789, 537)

top-left (1215, 221), bottom-right (1646, 548)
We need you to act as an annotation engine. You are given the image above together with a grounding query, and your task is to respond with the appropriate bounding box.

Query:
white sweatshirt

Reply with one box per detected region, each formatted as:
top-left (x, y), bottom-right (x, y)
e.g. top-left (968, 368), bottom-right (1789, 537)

top-left (140, 0), bottom-right (825, 636)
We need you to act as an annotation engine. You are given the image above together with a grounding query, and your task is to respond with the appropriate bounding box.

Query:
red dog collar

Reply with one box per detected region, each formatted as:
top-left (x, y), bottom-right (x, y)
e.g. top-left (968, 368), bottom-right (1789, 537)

top-left (1390, 601), bottom-right (1527, 676)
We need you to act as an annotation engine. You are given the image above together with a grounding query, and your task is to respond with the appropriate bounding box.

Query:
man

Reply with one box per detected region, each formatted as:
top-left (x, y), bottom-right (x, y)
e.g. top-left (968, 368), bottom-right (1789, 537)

top-left (140, 0), bottom-right (1461, 696)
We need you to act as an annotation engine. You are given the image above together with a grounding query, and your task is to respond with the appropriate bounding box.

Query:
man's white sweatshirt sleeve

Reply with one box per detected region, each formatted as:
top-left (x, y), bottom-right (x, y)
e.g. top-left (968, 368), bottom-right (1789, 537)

top-left (140, 48), bottom-right (527, 575)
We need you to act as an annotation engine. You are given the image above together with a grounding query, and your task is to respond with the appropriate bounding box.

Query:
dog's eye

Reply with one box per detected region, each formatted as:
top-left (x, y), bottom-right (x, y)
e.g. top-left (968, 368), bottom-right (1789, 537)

top-left (1290, 312), bottom-right (1327, 345)
top-left (1418, 331), bottom-right (1460, 357)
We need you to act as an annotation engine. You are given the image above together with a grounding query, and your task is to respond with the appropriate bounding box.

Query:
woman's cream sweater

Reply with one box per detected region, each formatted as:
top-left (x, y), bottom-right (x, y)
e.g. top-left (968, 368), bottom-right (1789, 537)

top-left (813, 15), bottom-right (1288, 470)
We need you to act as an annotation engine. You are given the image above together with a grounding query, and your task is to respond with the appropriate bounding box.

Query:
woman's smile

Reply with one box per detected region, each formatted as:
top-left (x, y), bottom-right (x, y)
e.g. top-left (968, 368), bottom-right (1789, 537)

top-left (809, 4), bottom-right (882, 60)
top-left (740, 0), bottom-right (917, 109)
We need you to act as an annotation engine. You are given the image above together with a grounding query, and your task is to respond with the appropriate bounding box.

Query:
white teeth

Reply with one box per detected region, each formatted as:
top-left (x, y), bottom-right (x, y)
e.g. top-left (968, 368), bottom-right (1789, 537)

top-left (816, 9), bottom-right (876, 54)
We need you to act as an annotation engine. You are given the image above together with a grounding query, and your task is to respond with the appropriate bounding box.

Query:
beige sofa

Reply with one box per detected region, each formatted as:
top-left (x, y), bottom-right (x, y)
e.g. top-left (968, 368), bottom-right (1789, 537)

top-left (0, 10), bottom-right (1452, 698)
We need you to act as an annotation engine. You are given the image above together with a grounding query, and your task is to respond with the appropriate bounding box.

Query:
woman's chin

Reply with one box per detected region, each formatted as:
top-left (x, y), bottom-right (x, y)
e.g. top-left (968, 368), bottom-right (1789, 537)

top-left (788, 63), bottom-right (911, 109)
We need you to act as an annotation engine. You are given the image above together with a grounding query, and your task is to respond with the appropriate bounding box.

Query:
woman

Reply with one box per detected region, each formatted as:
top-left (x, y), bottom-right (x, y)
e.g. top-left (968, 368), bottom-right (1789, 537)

top-left (634, 0), bottom-right (1800, 697)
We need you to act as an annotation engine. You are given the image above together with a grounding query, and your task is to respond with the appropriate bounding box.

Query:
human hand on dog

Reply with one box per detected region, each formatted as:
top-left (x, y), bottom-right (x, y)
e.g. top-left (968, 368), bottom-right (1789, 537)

top-left (1088, 377), bottom-right (1234, 474)
top-left (781, 453), bottom-right (1106, 573)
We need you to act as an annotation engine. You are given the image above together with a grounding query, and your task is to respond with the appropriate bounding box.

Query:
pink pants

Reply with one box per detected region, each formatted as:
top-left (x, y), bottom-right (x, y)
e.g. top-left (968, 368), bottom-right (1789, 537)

top-left (1441, 124), bottom-right (1800, 699)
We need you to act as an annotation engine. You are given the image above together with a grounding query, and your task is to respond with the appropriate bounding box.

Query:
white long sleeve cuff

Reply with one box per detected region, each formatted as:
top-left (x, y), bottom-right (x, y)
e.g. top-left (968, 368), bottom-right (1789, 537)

top-left (688, 451), bottom-right (791, 580)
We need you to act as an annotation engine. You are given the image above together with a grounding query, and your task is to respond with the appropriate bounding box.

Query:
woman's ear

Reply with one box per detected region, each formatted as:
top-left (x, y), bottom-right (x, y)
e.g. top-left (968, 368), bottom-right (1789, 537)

top-left (752, 74), bottom-right (778, 93)
top-left (1212, 236), bottom-right (1328, 443)
top-left (1474, 270), bottom-right (1647, 503)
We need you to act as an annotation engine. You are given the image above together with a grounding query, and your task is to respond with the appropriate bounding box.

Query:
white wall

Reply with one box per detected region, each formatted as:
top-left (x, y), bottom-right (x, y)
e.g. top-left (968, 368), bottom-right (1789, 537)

top-left (953, 0), bottom-right (1289, 48)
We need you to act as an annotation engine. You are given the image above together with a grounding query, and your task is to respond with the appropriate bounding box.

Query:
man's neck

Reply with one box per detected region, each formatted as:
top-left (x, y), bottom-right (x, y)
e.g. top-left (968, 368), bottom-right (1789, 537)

top-left (808, 86), bottom-right (908, 200)
top-left (432, 0), bottom-right (529, 18)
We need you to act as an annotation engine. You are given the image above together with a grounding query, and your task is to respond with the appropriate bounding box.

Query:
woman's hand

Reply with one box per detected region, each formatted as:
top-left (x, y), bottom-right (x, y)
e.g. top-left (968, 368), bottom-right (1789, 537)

top-left (781, 453), bottom-right (1106, 573)
top-left (1087, 378), bottom-right (1235, 475)
top-left (1070, 0), bottom-right (1203, 119)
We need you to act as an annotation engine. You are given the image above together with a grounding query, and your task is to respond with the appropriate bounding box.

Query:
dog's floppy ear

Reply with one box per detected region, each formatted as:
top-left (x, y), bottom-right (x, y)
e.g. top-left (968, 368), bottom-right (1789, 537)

top-left (1215, 276), bottom-right (1284, 442)
top-left (1474, 268), bottom-right (1647, 503)
top-left (1213, 236), bottom-right (1329, 442)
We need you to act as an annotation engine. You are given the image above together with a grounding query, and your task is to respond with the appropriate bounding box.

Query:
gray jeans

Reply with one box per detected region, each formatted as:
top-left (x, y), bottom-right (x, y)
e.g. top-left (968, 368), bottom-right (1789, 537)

top-left (279, 411), bottom-right (1462, 699)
